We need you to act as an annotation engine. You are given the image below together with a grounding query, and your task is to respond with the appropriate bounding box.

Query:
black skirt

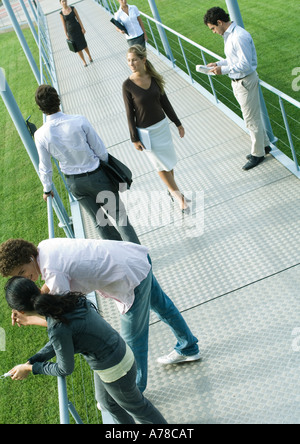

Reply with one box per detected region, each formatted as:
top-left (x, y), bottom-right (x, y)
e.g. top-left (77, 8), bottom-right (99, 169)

top-left (60, 7), bottom-right (87, 52)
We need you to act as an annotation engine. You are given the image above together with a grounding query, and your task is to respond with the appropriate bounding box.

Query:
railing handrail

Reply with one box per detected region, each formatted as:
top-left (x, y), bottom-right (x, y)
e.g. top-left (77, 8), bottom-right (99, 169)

top-left (140, 11), bottom-right (300, 110)
top-left (259, 79), bottom-right (300, 109)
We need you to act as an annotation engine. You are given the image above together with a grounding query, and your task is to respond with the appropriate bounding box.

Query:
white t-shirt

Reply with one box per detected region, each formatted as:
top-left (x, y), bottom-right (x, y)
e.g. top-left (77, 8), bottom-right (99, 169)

top-left (37, 238), bottom-right (151, 314)
top-left (115, 5), bottom-right (143, 40)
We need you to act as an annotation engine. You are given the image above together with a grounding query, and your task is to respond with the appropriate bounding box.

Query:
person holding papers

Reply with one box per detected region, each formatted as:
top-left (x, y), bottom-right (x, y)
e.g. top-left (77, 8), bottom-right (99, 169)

top-left (203, 7), bottom-right (271, 170)
top-left (122, 45), bottom-right (189, 213)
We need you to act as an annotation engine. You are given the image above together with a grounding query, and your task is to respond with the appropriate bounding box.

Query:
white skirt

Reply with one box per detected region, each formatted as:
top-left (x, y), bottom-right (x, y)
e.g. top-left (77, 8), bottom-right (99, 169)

top-left (139, 117), bottom-right (177, 172)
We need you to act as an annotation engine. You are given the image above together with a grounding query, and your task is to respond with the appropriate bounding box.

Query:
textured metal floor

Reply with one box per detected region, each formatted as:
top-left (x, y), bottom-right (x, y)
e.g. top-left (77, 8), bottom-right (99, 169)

top-left (45, 0), bottom-right (300, 424)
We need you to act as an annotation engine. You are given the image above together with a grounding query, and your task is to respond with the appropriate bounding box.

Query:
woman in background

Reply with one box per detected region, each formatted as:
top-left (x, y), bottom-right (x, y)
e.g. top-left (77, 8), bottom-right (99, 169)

top-left (114, 0), bottom-right (148, 48)
top-left (122, 45), bottom-right (190, 213)
top-left (59, 0), bottom-right (93, 67)
top-left (5, 276), bottom-right (167, 425)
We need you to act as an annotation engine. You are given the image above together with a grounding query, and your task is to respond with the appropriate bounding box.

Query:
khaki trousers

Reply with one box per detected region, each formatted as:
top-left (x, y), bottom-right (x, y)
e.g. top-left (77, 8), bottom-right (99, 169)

top-left (232, 71), bottom-right (269, 157)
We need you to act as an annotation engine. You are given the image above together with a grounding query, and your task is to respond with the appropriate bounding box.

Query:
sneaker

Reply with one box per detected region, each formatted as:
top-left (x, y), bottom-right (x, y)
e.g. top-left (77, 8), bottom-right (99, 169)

top-left (157, 350), bottom-right (201, 365)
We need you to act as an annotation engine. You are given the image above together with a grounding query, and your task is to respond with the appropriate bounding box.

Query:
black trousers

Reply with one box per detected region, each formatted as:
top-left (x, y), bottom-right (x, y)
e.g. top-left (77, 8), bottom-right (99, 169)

top-left (66, 167), bottom-right (140, 244)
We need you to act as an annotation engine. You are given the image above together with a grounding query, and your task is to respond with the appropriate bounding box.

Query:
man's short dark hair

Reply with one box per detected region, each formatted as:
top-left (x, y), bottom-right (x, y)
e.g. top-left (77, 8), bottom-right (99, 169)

top-left (35, 84), bottom-right (60, 114)
top-left (203, 7), bottom-right (230, 26)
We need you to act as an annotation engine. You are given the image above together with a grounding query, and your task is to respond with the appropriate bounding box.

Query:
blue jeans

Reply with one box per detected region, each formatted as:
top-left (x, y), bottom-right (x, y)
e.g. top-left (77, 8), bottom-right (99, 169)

top-left (120, 262), bottom-right (199, 392)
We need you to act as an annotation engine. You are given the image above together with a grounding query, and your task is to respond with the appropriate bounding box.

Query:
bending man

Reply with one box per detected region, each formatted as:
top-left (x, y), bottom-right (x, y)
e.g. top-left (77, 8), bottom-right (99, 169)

top-left (0, 237), bottom-right (201, 393)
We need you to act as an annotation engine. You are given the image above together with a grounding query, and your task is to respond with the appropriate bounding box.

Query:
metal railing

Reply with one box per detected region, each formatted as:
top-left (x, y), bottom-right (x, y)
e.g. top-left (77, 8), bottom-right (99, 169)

top-left (1, 0), bottom-right (87, 424)
top-left (95, 0), bottom-right (300, 176)
top-left (47, 197), bottom-right (84, 424)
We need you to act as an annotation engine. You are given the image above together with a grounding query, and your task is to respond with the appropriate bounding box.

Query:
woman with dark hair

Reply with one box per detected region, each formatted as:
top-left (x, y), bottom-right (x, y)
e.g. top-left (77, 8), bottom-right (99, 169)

top-left (5, 276), bottom-right (167, 424)
top-left (59, 0), bottom-right (93, 67)
top-left (122, 45), bottom-right (190, 213)
top-left (0, 237), bottom-right (200, 392)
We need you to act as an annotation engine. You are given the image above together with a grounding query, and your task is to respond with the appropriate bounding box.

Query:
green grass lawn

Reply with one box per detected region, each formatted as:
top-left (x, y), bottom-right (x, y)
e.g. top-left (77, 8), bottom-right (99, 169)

top-left (0, 0), bottom-right (299, 424)
top-left (135, 0), bottom-right (300, 99)
top-left (0, 28), bottom-right (99, 424)
top-left (135, 0), bottom-right (300, 159)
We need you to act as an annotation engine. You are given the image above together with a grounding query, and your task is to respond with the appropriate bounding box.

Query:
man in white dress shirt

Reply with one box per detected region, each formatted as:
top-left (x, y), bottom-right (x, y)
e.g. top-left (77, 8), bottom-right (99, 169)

top-left (34, 84), bottom-right (140, 244)
top-left (204, 7), bottom-right (271, 170)
top-left (0, 237), bottom-right (200, 393)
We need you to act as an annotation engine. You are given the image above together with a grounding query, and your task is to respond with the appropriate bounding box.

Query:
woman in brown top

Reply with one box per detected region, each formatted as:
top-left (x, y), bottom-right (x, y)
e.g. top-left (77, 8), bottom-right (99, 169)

top-left (122, 45), bottom-right (189, 212)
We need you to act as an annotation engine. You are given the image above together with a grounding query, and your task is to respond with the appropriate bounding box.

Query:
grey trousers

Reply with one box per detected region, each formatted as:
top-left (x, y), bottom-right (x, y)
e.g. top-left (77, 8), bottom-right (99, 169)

top-left (66, 167), bottom-right (140, 244)
top-left (127, 34), bottom-right (146, 48)
top-left (232, 71), bottom-right (269, 157)
top-left (94, 363), bottom-right (167, 424)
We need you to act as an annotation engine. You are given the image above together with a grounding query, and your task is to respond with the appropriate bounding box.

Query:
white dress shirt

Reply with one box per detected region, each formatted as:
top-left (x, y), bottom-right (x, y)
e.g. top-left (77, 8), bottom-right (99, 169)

top-left (37, 238), bottom-right (151, 314)
top-left (34, 112), bottom-right (109, 193)
top-left (217, 22), bottom-right (257, 79)
top-left (115, 5), bottom-right (143, 40)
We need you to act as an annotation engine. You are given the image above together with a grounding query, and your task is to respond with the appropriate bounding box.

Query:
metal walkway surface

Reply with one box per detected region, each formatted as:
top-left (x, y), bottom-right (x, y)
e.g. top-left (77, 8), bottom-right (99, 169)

top-left (45, 0), bottom-right (300, 424)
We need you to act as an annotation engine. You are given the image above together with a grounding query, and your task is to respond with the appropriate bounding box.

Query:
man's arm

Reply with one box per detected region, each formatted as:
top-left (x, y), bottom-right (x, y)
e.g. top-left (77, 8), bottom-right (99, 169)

top-left (34, 132), bottom-right (54, 199)
top-left (81, 117), bottom-right (108, 163)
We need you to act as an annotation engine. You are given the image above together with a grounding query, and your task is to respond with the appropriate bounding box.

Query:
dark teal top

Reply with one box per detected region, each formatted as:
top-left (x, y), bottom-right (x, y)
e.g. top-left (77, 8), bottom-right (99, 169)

top-left (28, 298), bottom-right (126, 377)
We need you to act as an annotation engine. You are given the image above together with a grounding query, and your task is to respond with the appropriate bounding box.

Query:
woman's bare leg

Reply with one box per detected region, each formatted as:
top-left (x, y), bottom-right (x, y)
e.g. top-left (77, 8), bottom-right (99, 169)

top-left (84, 46), bottom-right (93, 62)
top-left (158, 170), bottom-right (188, 210)
top-left (77, 50), bottom-right (87, 66)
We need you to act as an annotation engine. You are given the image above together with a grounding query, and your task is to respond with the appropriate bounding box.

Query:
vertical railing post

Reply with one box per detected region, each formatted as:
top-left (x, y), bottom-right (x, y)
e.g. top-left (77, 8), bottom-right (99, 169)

top-left (2, 0), bottom-right (40, 83)
top-left (147, 0), bottom-right (174, 63)
top-left (201, 51), bottom-right (218, 104)
top-left (57, 376), bottom-right (71, 424)
top-left (178, 37), bottom-right (193, 82)
top-left (18, 0), bottom-right (38, 45)
top-left (278, 97), bottom-right (299, 171)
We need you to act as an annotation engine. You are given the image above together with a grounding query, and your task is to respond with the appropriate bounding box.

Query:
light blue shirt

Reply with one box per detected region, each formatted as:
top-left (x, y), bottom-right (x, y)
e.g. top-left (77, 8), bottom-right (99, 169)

top-left (217, 22), bottom-right (257, 79)
top-left (34, 112), bottom-right (108, 192)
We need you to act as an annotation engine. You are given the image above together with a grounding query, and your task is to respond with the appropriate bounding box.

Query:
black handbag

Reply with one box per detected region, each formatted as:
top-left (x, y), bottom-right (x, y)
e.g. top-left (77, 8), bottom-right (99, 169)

top-left (66, 39), bottom-right (77, 52)
top-left (110, 18), bottom-right (128, 35)
top-left (101, 154), bottom-right (132, 191)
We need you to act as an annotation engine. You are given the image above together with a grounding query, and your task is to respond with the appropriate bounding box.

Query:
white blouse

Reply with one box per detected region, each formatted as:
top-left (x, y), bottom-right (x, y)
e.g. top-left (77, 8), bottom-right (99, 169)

top-left (114, 5), bottom-right (143, 40)
top-left (37, 238), bottom-right (151, 314)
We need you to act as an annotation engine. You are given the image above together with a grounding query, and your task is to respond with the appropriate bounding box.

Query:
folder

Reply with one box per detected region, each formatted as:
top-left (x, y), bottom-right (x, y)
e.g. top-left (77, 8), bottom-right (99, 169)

top-left (110, 18), bottom-right (128, 35)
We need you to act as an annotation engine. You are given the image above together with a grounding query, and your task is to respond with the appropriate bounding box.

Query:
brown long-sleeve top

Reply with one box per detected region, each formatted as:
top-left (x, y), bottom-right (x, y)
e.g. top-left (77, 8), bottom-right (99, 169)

top-left (122, 77), bottom-right (182, 143)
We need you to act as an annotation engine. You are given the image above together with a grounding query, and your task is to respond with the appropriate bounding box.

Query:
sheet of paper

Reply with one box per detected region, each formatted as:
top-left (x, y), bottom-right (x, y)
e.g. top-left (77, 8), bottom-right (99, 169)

top-left (137, 128), bottom-right (152, 151)
top-left (196, 65), bottom-right (215, 75)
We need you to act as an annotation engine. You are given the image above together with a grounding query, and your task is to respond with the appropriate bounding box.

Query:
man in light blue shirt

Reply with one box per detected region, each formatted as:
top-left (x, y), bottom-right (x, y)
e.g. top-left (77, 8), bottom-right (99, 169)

top-left (204, 7), bottom-right (271, 170)
top-left (34, 84), bottom-right (140, 243)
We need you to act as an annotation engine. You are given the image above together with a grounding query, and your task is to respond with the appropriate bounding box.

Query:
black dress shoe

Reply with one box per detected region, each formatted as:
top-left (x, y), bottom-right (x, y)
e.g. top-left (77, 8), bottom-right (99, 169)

top-left (243, 155), bottom-right (264, 170)
top-left (246, 146), bottom-right (271, 160)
